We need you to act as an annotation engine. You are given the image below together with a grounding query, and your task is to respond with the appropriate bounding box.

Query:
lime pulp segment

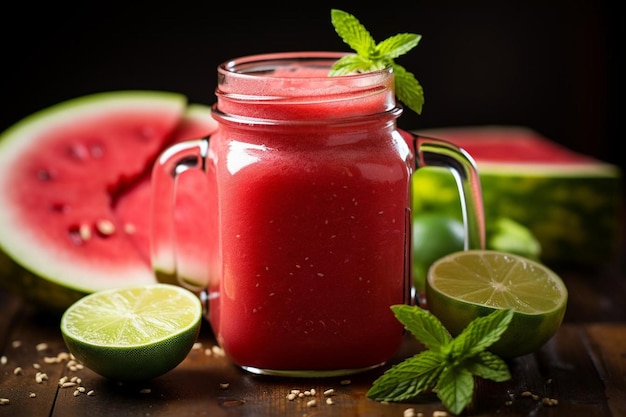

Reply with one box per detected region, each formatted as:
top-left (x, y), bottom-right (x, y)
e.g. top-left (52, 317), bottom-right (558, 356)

top-left (429, 251), bottom-right (567, 314)
top-left (61, 284), bottom-right (201, 347)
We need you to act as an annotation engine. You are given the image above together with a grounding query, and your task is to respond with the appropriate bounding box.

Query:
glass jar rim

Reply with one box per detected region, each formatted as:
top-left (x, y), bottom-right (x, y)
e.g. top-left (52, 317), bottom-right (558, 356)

top-left (214, 51), bottom-right (398, 124)
top-left (218, 51), bottom-right (393, 80)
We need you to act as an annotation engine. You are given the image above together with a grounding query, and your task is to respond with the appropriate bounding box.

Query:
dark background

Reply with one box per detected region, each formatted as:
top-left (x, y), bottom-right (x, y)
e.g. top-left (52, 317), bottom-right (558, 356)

top-left (1, 1), bottom-right (620, 171)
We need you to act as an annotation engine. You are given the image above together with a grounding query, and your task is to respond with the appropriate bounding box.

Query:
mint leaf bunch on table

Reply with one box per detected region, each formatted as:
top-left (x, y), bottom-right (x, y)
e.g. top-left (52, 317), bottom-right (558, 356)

top-left (367, 306), bottom-right (513, 415)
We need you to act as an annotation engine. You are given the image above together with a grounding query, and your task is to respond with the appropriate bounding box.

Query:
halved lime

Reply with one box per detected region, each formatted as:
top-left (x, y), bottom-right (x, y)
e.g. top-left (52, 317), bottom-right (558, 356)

top-left (425, 250), bottom-right (568, 358)
top-left (60, 283), bottom-right (202, 381)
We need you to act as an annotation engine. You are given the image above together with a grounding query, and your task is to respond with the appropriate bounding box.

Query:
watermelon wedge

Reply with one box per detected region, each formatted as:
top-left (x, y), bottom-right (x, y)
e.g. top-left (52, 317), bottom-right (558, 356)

top-left (412, 125), bottom-right (623, 265)
top-left (0, 91), bottom-right (218, 312)
top-left (115, 104), bottom-right (218, 290)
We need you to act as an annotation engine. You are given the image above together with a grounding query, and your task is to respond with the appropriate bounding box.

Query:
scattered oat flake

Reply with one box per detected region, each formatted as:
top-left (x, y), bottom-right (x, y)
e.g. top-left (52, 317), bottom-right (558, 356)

top-left (0, 398), bottom-right (9, 405)
top-left (29, 392), bottom-right (37, 398)
top-left (13, 367), bottom-right (22, 375)
top-left (139, 388), bottom-right (152, 394)
top-left (87, 390), bottom-right (95, 396)
top-left (220, 383), bottom-right (230, 389)
top-left (325, 397), bottom-right (334, 405)
top-left (1, 356), bottom-right (6, 365)
top-left (340, 379), bottom-right (351, 385)
top-left (433, 411), bottom-right (448, 417)
top-left (306, 399), bottom-right (317, 407)
top-left (11, 340), bottom-right (21, 348)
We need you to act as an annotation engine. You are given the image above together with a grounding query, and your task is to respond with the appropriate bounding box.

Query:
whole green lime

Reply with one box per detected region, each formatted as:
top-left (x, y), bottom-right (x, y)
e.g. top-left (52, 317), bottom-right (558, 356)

top-left (412, 213), bottom-right (465, 293)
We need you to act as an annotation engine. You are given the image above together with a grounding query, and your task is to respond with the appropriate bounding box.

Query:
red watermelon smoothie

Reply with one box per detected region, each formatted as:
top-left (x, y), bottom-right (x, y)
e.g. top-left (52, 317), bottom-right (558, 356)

top-left (206, 52), bottom-right (412, 376)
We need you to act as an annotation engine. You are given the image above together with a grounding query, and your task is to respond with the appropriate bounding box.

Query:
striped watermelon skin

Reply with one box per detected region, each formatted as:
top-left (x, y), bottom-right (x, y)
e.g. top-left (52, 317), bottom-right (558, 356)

top-left (412, 126), bottom-right (623, 265)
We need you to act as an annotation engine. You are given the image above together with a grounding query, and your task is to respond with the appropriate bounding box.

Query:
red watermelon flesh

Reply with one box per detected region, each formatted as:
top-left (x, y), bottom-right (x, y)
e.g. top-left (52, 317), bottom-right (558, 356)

top-left (417, 125), bottom-right (614, 169)
top-left (115, 104), bottom-right (219, 289)
top-left (0, 91), bottom-right (217, 311)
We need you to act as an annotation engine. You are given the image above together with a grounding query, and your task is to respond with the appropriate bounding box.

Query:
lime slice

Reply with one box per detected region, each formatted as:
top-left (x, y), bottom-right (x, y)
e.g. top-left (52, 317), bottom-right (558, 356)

top-left (60, 283), bottom-right (202, 381)
top-left (425, 250), bottom-right (568, 358)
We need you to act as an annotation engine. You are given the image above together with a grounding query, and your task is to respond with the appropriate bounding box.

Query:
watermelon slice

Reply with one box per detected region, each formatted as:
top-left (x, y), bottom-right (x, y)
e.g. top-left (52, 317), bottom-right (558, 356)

top-left (412, 125), bottom-right (623, 265)
top-left (115, 104), bottom-right (218, 290)
top-left (0, 91), bottom-right (218, 311)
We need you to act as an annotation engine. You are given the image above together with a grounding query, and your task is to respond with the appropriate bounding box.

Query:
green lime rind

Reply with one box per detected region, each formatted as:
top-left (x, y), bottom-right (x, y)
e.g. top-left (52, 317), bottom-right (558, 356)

top-left (62, 326), bottom-right (200, 381)
top-left (426, 290), bottom-right (566, 358)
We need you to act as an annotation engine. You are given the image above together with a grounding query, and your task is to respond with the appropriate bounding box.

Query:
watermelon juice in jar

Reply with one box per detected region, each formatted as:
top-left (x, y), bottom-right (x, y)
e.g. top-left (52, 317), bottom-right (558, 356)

top-left (151, 52), bottom-right (485, 377)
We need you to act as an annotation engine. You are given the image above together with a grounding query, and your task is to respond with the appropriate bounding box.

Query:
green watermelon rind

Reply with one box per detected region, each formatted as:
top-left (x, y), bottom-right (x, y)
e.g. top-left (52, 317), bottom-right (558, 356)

top-left (413, 164), bottom-right (623, 265)
top-left (0, 90), bottom-right (188, 312)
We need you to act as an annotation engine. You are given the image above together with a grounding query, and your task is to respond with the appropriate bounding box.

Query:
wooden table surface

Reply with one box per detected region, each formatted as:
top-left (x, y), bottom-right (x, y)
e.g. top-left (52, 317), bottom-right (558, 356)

top-left (1, 258), bottom-right (625, 416)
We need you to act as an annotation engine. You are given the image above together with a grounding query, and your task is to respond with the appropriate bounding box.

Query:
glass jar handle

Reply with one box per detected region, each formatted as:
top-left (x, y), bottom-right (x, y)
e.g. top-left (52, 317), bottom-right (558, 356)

top-left (412, 134), bottom-right (486, 251)
top-left (150, 137), bottom-right (211, 295)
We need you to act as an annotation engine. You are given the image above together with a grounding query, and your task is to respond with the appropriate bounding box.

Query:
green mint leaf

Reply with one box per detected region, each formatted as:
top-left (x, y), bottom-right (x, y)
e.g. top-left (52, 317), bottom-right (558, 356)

top-left (330, 9), bottom-right (425, 115)
top-left (390, 305), bottom-right (452, 352)
top-left (376, 33), bottom-right (421, 59)
top-left (449, 309), bottom-right (514, 359)
top-left (435, 365), bottom-right (475, 416)
top-left (367, 350), bottom-right (444, 402)
top-left (392, 64), bottom-right (425, 115)
top-left (366, 306), bottom-right (513, 415)
top-left (331, 9), bottom-right (376, 56)
top-left (465, 351), bottom-right (512, 382)
top-left (329, 54), bottom-right (382, 76)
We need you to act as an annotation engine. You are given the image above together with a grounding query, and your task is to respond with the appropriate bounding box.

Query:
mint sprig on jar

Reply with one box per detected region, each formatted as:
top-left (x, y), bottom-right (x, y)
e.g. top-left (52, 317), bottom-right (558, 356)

top-left (330, 9), bottom-right (425, 115)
